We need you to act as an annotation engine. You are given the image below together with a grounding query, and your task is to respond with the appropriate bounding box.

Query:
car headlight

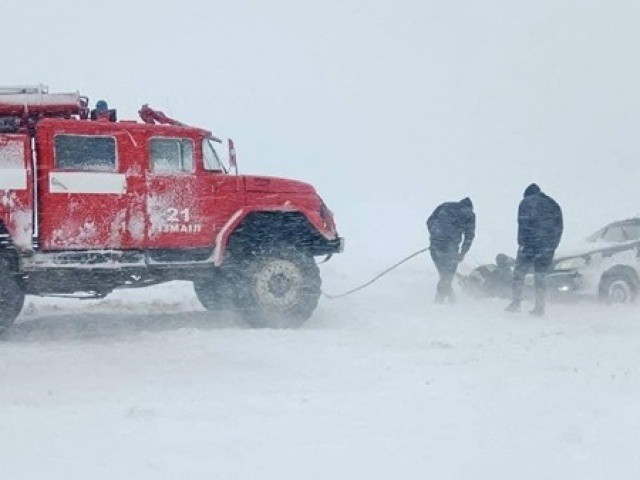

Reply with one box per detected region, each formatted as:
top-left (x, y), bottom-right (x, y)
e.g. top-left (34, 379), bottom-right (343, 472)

top-left (554, 257), bottom-right (588, 271)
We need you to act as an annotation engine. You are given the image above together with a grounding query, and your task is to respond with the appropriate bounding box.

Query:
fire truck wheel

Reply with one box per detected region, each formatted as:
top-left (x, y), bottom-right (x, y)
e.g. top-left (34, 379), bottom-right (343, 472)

top-left (238, 248), bottom-right (321, 328)
top-left (0, 273), bottom-right (25, 333)
top-left (193, 273), bottom-right (235, 311)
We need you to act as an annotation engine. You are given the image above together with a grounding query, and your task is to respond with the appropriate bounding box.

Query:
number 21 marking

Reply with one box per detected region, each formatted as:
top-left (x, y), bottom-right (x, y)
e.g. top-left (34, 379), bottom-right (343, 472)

top-left (166, 207), bottom-right (191, 222)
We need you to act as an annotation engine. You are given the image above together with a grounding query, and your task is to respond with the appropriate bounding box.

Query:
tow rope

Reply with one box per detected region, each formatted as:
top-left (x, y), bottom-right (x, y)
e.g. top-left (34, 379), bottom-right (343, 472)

top-left (321, 247), bottom-right (430, 299)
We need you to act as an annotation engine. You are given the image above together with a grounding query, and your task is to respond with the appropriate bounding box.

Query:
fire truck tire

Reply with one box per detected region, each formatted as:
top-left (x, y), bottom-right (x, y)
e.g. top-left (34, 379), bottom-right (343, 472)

top-left (193, 274), bottom-right (235, 311)
top-left (238, 247), bottom-right (321, 328)
top-left (0, 272), bottom-right (25, 333)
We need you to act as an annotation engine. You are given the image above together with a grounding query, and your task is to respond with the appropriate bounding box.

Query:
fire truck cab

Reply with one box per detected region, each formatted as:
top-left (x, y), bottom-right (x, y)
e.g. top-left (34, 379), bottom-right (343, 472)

top-left (0, 85), bottom-right (343, 330)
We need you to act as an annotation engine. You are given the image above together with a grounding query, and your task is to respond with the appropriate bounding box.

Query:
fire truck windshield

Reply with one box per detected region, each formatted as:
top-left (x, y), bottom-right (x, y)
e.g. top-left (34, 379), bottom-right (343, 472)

top-left (203, 138), bottom-right (227, 172)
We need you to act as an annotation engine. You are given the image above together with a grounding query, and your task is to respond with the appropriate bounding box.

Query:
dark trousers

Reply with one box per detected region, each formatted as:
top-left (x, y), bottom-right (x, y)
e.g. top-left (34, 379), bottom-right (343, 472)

top-left (430, 244), bottom-right (459, 300)
top-left (512, 248), bottom-right (555, 304)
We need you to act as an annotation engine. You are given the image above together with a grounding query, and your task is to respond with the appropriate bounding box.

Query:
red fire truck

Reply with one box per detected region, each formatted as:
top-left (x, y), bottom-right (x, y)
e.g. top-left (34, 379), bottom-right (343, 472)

top-left (0, 85), bottom-right (343, 330)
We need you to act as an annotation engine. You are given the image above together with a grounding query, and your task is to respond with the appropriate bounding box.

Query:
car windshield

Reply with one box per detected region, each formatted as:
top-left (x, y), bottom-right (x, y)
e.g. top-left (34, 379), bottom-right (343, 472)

top-left (586, 227), bottom-right (605, 243)
top-left (586, 223), bottom-right (640, 243)
top-left (623, 224), bottom-right (640, 240)
top-left (202, 138), bottom-right (227, 172)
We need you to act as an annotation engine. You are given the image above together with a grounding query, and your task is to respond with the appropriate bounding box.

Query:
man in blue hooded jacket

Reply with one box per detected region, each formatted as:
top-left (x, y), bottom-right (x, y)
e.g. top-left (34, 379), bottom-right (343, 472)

top-left (427, 197), bottom-right (476, 303)
top-left (506, 184), bottom-right (563, 316)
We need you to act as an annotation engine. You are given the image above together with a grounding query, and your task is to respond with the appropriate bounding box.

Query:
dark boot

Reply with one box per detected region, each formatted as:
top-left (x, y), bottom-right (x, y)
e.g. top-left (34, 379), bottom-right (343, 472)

top-left (505, 300), bottom-right (520, 312)
top-left (508, 272), bottom-right (525, 313)
top-left (530, 274), bottom-right (546, 316)
top-left (529, 304), bottom-right (545, 316)
top-left (529, 295), bottom-right (545, 316)
top-left (444, 281), bottom-right (457, 304)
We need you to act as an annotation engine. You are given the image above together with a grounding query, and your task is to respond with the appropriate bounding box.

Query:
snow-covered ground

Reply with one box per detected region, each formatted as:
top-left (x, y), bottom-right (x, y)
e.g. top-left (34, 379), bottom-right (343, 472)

top-left (2, 264), bottom-right (640, 480)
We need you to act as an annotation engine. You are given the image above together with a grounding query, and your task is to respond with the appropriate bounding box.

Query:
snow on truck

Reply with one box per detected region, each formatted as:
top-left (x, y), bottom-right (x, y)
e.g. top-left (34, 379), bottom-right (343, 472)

top-left (0, 85), bottom-right (343, 331)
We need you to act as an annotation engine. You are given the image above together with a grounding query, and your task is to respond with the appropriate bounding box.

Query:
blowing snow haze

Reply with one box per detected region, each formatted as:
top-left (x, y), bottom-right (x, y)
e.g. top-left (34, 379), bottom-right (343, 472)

top-left (3, 1), bottom-right (640, 479)
top-left (4, 0), bottom-right (640, 263)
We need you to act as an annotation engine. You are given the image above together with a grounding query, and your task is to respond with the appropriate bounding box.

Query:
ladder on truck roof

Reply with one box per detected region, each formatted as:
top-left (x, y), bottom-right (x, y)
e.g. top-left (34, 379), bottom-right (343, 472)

top-left (0, 84), bottom-right (89, 132)
top-left (0, 84), bottom-right (49, 95)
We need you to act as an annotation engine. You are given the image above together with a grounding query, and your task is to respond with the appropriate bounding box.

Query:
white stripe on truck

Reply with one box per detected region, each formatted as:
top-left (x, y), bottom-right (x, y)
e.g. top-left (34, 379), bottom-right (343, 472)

top-left (0, 168), bottom-right (27, 190)
top-left (49, 172), bottom-right (126, 194)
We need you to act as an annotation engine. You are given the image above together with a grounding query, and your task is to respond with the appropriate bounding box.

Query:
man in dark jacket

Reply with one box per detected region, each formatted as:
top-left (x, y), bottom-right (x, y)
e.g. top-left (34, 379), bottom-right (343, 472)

top-left (427, 197), bottom-right (476, 303)
top-left (506, 183), bottom-right (563, 316)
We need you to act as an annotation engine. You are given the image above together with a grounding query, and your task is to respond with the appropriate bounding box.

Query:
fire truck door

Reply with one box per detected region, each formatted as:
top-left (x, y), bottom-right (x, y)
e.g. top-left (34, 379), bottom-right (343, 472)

top-left (145, 136), bottom-right (211, 249)
top-left (37, 131), bottom-right (131, 250)
top-left (0, 135), bottom-right (32, 250)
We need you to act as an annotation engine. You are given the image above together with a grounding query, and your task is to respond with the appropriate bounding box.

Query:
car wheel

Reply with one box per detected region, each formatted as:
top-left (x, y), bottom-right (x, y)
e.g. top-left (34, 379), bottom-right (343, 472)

top-left (237, 247), bottom-right (321, 328)
top-left (599, 274), bottom-right (636, 304)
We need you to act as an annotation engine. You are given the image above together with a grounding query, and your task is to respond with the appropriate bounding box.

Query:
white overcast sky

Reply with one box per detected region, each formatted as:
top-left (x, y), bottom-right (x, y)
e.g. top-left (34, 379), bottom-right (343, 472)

top-left (3, 0), bottom-right (640, 261)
